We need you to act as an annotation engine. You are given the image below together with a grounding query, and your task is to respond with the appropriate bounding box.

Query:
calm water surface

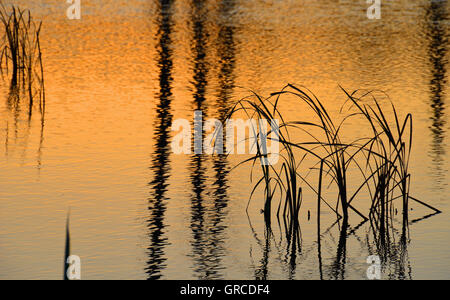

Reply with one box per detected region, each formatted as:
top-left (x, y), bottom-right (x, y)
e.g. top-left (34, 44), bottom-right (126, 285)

top-left (0, 0), bottom-right (449, 279)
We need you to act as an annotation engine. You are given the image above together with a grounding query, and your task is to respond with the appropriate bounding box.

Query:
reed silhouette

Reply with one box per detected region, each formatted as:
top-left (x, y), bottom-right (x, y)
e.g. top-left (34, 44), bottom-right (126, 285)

top-left (229, 84), bottom-right (442, 280)
top-left (230, 84), bottom-right (441, 225)
top-left (1, 3), bottom-right (45, 169)
top-left (228, 77), bottom-right (449, 280)
top-left (0, 3), bottom-right (45, 117)
top-left (63, 211), bottom-right (70, 280)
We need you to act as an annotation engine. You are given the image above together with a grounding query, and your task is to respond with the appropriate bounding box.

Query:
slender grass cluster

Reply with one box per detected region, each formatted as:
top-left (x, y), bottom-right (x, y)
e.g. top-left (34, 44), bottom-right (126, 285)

top-left (0, 3), bottom-right (45, 116)
top-left (229, 84), bottom-right (440, 228)
top-left (342, 90), bottom-right (413, 232)
top-left (228, 90), bottom-right (306, 227)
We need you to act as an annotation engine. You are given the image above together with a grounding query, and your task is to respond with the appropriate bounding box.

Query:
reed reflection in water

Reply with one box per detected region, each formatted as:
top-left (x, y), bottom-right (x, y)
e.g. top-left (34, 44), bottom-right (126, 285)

top-left (146, 0), bottom-right (174, 280)
top-left (425, 0), bottom-right (449, 186)
top-left (1, 0), bottom-right (449, 280)
top-left (188, 0), bottom-right (235, 280)
top-left (3, 59), bottom-right (45, 170)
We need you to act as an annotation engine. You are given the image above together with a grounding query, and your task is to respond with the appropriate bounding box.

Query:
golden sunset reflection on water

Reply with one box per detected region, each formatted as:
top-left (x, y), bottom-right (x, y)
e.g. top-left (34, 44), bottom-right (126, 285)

top-left (0, 0), bottom-right (448, 279)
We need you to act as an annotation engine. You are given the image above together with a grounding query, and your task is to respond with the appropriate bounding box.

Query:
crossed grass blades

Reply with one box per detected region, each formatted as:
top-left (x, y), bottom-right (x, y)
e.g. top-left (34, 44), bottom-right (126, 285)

top-left (227, 84), bottom-right (441, 229)
top-left (0, 3), bottom-right (45, 118)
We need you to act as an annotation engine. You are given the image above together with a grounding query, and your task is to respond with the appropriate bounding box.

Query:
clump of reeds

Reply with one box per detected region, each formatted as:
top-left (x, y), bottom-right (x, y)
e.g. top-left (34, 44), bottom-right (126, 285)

top-left (341, 90), bottom-right (410, 229)
top-left (227, 90), bottom-right (306, 226)
top-left (229, 84), bottom-right (440, 228)
top-left (0, 3), bottom-right (45, 117)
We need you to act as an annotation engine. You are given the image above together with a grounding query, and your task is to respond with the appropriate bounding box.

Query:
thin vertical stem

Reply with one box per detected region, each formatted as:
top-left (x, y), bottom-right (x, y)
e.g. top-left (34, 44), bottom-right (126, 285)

top-left (317, 159), bottom-right (324, 280)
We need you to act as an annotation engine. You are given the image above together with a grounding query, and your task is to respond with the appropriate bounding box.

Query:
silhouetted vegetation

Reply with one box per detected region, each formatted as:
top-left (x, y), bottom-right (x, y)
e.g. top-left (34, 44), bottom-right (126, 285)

top-left (229, 84), bottom-right (441, 228)
top-left (0, 3), bottom-right (45, 117)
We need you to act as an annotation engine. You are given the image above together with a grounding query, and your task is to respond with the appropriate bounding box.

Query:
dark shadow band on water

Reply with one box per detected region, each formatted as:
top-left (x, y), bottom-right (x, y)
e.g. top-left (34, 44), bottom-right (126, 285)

top-left (188, 0), bottom-right (210, 280)
top-left (187, 0), bottom-right (237, 280)
top-left (425, 0), bottom-right (448, 185)
top-left (146, 0), bottom-right (175, 280)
